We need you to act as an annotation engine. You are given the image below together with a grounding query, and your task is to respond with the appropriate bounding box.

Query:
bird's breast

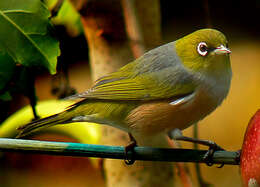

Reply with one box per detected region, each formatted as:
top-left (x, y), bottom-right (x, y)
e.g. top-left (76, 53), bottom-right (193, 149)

top-left (125, 84), bottom-right (229, 136)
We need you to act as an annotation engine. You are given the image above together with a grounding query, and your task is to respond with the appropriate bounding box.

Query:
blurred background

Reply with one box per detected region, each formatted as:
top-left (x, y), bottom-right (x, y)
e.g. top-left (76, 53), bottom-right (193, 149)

top-left (0, 0), bottom-right (260, 186)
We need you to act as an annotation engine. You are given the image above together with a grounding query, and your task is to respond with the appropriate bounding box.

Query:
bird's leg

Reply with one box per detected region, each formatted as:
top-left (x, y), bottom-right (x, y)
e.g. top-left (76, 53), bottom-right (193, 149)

top-left (124, 133), bottom-right (137, 165)
top-left (168, 129), bottom-right (225, 167)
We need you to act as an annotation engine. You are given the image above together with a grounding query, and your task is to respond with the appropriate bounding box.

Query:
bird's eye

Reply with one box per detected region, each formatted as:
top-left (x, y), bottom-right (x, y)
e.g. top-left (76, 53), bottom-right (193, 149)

top-left (197, 42), bottom-right (208, 56)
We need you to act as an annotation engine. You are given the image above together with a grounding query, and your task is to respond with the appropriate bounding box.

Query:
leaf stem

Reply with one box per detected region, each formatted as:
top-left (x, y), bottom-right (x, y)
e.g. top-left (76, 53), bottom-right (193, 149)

top-left (26, 69), bottom-right (39, 120)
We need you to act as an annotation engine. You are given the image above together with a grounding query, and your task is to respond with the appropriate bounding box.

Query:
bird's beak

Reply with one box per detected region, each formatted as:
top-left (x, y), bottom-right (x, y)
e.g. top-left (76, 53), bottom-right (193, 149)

top-left (214, 45), bottom-right (231, 55)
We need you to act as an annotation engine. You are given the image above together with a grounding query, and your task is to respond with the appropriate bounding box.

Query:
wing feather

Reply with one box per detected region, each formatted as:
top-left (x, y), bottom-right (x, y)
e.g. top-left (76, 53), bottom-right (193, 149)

top-left (68, 71), bottom-right (195, 101)
top-left (66, 42), bottom-right (196, 101)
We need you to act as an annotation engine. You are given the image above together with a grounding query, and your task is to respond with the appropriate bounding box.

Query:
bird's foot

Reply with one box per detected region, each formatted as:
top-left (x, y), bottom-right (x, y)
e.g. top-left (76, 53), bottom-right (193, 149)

top-left (202, 141), bottom-right (225, 167)
top-left (168, 129), bottom-right (225, 167)
top-left (124, 141), bottom-right (136, 165)
top-left (124, 133), bottom-right (137, 165)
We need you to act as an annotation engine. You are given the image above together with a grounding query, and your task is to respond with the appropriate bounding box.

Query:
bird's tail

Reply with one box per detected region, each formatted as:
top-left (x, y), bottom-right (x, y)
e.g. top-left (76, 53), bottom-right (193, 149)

top-left (17, 111), bottom-right (71, 138)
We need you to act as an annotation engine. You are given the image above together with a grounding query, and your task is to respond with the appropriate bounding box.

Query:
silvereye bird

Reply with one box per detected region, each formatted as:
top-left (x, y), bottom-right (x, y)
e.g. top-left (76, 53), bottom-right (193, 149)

top-left (18, 29), bottom-right (232, 156)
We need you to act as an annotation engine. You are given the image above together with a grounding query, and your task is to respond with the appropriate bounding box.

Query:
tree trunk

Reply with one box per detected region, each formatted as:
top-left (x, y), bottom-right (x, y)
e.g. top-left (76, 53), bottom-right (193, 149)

top-left (73, 0), bottom-right (174, 186)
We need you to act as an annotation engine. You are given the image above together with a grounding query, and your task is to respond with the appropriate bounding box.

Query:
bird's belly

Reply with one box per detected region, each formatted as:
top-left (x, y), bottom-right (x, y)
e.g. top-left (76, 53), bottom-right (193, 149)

top-left (126, 90), bottom-right (220, 135)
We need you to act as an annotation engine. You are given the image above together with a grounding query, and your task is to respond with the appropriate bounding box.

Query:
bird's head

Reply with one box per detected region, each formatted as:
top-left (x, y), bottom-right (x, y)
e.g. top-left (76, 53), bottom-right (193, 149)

top-left (175, 29), bottom-right (231, 76)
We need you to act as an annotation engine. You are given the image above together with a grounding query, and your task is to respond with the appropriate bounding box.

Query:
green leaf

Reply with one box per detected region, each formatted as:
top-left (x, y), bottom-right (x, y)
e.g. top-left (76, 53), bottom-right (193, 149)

top-left (0, 92), bottom-right (12, 101)
top-left (0, 52), bottom-right (16, 91)
top-left (0, 0), bottom-right (60, 74)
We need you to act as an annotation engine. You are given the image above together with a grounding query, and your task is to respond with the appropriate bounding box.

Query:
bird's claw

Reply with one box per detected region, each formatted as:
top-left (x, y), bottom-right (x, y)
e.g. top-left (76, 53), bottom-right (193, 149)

top-left (203, 142), bottom-right (225, 167)
top-left (124, 141), bottom-right (137, 165)
top-left (217, 163), bottom-right (225, 168)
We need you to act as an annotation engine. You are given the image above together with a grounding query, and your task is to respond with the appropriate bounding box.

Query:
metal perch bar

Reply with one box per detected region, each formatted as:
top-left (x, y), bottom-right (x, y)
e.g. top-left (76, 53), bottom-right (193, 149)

top-left (0, 138), bottom-right (239, 165)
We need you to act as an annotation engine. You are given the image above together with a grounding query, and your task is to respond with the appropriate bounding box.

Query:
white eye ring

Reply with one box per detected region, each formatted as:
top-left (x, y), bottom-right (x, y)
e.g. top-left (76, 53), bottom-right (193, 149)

top-left (197, 42), bottom-right (208, 56)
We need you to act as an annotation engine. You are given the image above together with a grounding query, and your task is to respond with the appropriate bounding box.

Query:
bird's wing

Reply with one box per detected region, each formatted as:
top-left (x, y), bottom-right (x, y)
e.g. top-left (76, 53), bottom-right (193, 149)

top-left (67, 41), bottom-right (195, 101)
top-left (68, 69), bottom-right (195, 101)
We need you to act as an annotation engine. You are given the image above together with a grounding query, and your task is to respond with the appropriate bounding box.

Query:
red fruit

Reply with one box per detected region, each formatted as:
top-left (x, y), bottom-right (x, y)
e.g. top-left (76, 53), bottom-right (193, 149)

top-left (241, 109), bottom-right (260, 187)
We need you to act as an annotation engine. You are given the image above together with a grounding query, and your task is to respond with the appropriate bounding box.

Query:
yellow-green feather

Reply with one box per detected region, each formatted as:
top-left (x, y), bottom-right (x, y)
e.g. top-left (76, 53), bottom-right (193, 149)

top-left (175, 28), bottom-right (228, 73)
top-left (91, 73), bottom-right (194, 100)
